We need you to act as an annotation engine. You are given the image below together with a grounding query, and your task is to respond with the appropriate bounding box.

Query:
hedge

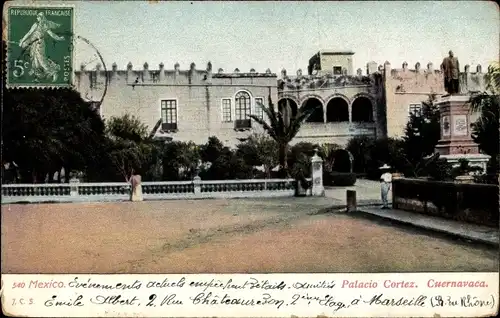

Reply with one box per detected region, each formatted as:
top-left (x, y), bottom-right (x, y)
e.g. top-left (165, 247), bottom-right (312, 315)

top-left (323, 172), bottom-right (357, 186)
top-left (392, 178), bottom-right (499, 227)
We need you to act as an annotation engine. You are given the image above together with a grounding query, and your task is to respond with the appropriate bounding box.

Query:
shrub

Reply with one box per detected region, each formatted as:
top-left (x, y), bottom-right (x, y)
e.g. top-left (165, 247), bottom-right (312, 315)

top-left (487, 154), bottom-right (500, 175)
top-left (450, 159), bottom-right (483, 178)
top-left (330, 172), bottom-right (357, 186)
top-left (319, 143), bottom-right (342, 172)
top-left (323, 171), bottom-right (333, 186)
top-left (474, 174), bottom-right (499, 185)
top-left (347, 136), bottom-right (410, 180)
top-left (393, 178), bottom-right (499, 227)
top-left (331, 149), bottom-right (352, 172)
top-left (424, 157), bottom-right (453, 181)
top-left (346, 136), bottom-right (375, 174)
top-left (289, 151), bottom-right (312, 190)
top-left (366, 138), bottom-right (408, 179)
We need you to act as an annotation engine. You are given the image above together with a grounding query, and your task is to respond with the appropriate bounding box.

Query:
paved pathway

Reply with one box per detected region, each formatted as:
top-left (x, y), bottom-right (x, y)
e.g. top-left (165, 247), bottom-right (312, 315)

top-left (323, 179), bottom-right (499, 247)
top-left (356, 206), bottom-right (499, 247)
top-left (324, 178), bottom-right (390, 205)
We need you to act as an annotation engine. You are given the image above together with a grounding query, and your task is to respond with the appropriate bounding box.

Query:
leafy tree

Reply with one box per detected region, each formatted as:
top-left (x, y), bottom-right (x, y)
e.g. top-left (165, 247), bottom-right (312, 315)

top-left (236, 133), bottom-right (278, 178)
top-left (105, 114), bottom-right (149, 142)
top-left (367, 137), bottom-right (408, 179)
top-left (160, 141), bottom-right (201, 181)
top-left (402, 95), bottom-right (441, 166)
top-left (198, 137), bottom-right (253, 180)
top-left (470, 95), bottom-right (499, 158)
top-left (346, 135), bottom-right (409, 179)
top-left (200, 136), bottom-right (224, 164)
top-left (469, 62), bottom-right (500, 174)
top-left (143, 140), bottom-right (164, 181)
top-left (105, 114), bottom-right (153, 181)
top-left (319, 143), bottom-right (342, 173)
top-left (346, 136), bottom-right (375, 174)
top-left (3, 88), bottom-right (106, 183)
top-left (249, 96), bottom-right (317, 175)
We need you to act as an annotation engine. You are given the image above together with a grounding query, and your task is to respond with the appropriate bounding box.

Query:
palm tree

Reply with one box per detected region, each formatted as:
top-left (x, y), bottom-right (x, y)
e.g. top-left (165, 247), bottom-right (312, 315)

top-left (469, 62), bottom-right (500, 114)
top-left (249, 96), bottom-right (317, 175)
top-left (468, 62), bottom-right (500, 175)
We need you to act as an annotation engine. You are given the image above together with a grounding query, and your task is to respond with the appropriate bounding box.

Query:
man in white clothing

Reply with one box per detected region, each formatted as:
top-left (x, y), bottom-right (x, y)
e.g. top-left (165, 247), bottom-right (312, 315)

top-left (379, 164), bottom-right (392, 209)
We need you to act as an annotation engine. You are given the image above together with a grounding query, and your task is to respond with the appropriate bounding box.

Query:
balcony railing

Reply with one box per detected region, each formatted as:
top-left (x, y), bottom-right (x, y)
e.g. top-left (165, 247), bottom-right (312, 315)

top-left (161, 122), bottom-right (178, 131)
top-left (1, 178), bottom-right (306, 204)
top-left (234, 119), bottom-right (251, 130)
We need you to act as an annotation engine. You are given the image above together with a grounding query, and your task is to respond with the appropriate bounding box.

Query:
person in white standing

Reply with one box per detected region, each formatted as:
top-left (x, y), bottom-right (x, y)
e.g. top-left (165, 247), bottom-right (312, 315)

top-left (128, 170), bottom-right (143, 202)
top-left (379, 164), bottom-right (392, 209)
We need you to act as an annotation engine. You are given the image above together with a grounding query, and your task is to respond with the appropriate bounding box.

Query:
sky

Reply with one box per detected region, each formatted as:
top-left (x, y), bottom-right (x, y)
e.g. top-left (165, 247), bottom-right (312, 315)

top-left (63, 1), bottom-right (500, 73)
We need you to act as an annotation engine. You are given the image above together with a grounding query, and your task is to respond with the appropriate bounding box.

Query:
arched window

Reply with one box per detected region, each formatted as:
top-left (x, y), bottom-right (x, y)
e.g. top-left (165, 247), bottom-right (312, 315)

top-left (235, 91), bottom-right (251, 120)
top-left (235, 91), bottom-right (252, 129)
top-left (326, 98), bottom-right (349, 122)
top-left (351, 97), bottom-right (374, 122)
top-left (302, 98), bottom-right (324, 123)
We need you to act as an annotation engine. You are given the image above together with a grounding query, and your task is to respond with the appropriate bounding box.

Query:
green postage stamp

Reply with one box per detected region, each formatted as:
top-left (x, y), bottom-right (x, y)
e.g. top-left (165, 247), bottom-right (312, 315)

top-left (6, 5), bottom-right (74, 88)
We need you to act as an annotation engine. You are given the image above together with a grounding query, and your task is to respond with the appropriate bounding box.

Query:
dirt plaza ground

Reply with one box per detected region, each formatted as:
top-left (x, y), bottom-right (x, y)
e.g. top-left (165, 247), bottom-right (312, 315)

top-left (2, 198), bottom-right (498, 273)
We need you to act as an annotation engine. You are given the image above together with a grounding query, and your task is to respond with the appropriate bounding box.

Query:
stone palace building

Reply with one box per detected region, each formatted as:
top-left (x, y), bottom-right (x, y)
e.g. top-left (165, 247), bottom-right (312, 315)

top-left (74, 50), bottom-right (487, 147)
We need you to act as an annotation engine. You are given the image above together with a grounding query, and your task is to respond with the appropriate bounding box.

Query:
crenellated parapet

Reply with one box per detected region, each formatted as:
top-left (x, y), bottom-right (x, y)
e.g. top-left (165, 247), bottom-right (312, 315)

top-left (74, 61), bottom-right (277, 88)
top-left (383, 61), bottom-right (484, 76)
top-left (382, 61), bottom-right (487, 94)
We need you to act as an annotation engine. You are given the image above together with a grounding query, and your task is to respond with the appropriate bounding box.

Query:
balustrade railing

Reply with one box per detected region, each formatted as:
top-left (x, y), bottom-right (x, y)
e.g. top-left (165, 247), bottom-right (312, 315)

top-left (142, 181), bottom-right (194, 194)
top-left (200, 179), bottom-right (295, 193)
top-left (1, 184), bottom-right (71, 197)
top-left (1, 178), bottom-right (303, 203)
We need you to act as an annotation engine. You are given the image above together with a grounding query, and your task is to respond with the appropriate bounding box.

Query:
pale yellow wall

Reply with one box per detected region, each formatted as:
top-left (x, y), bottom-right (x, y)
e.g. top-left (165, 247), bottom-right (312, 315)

top-left (383, 62), bottom-right (487, 138)
top-left (74, 66), bottom-right (277, 147)
top-left (320, 54), bottom-right (354, 75)
top-left (74, 61), bottom-right (382, 148)
top-left (73, 59), bottom-right (488, 149)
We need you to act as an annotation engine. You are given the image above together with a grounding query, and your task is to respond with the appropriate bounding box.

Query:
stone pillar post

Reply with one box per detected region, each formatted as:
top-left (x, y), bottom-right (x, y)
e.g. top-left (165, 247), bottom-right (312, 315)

top-left (346, 190), bottom-right (357, 212)
top-left (311, 151), bottom-right (324, 196)
top-left (193, 176), bottom-right (201, 195)
top-left (69, 177), bottom-right (79, 197)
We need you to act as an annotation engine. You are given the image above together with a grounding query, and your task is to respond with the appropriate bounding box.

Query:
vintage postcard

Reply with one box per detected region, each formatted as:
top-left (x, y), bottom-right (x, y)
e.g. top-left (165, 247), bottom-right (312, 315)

top-left (1, 0), bottom-right (499, 317)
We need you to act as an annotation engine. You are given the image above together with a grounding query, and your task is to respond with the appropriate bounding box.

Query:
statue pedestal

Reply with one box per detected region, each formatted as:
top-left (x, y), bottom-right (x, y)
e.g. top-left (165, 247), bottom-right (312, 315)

top-left (435, 94), bottom-right (490, 172)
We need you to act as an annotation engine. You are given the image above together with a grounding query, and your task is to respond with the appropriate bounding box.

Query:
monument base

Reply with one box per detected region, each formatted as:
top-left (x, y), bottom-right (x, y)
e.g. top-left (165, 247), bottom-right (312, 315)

top-left (434, 94), bottom-right (490, 173)
top-left (435, 139), bottom-right (479, 156)
top-left (440, 153), bottom-right (491, 173)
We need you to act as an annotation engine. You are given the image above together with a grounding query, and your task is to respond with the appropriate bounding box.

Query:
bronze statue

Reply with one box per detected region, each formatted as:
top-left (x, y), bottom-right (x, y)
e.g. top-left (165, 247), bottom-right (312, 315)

top-left (441, 50), bottom-right (460, 94)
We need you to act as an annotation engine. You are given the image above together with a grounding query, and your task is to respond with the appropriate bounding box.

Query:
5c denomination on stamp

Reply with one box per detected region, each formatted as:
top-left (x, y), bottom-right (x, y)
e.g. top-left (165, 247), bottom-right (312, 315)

top-left (6, 4), bottom-right (74, 88)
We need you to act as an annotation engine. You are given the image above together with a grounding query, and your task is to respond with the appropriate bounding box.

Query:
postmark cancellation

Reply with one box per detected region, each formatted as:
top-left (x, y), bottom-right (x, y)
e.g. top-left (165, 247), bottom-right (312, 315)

top-left (5, 3), bottom-right (74, 88)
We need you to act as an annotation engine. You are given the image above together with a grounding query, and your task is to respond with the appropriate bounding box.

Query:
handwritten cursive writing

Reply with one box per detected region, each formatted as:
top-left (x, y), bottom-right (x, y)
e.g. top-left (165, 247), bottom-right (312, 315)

top-left (44, 295), bottom-right (84, 307)
top-left (90, 295), bottom-right (140, 306)
top-left (146, 277), bottom-right (186, 289)
top-left (292, 280), bottom-right (336, 289)
top-left (364, 293), bottom-right (427, 307)
top-left (190, 292), bottom-right (285, 309)
top-left (290, 293), bottom-right (349, 312)
top-left (69, 277), bottom-right (141, 290)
